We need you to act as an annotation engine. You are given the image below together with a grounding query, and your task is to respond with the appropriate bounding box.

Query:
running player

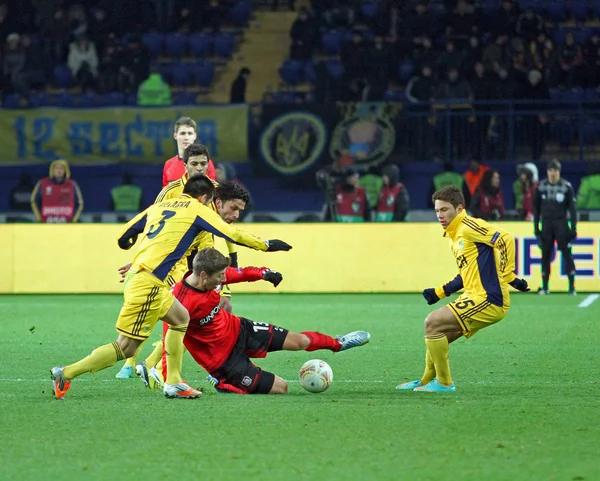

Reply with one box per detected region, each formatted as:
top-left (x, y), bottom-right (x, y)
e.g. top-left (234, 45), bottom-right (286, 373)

top-left (175, 248), bottom-right (370, 394)
top-left (396, 186), bottom-right (529, 393)
top-left (50, 175), bottom-right (292, 400)
top-left (163, 117), bottom-right (216, 185)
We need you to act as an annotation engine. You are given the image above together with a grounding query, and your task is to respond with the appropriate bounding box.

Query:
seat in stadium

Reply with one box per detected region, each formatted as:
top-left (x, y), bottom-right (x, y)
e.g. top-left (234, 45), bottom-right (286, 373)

top-left (78, 92), bottom-right (101, 108)
top-left (164, 32), bottom-right (188, 58)
top-left (55, 92), bottom-right (75, 107)
top-left (326, 59), bottom-right (344, 80)
top-left (322, 30), bottom-right (343, 55)
top-left (126, 92), bottom-right (138, 105)
top-left (304, 61), bottom-right (316, 84)
top-left (3, 93), bottom-right (22, 108)
top-left (53, 64), bottom-right (73, 88)
top-left (172, 62), bottom-right (193, 87)
top-left (142, 32), bottom-right (164, 57)
top-left (360, 1), bottom-right (379, 20)
top-left (547, 1), bottom-right (567, 21)
top-left (158, 62), bottom-right (175, 84)
top-left (278, 59), bottom-right (303, 86)
top-left (230, 1), bottom-right (252, 26)
top-left (214, 33), bottom-right (235, 58)
top-left (397, 58), bottom-right (415, 83)
top-left (569, 0), bottom-right (588, 21)
top-left (192, 61), bottom-right (216, 87)
top-left (189, 33), bottom-right (213, 57)
top-left (103, 92), bottom-right (125, 106)
top-left (29, 92), bottom-right (51, 107)
top-left (173, 91), bottom-right (197, 105)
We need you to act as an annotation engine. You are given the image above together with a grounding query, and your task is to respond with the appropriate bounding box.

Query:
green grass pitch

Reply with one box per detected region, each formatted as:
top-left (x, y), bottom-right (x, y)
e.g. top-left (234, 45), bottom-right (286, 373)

top-left (1, 293), bottom-right (599, 481)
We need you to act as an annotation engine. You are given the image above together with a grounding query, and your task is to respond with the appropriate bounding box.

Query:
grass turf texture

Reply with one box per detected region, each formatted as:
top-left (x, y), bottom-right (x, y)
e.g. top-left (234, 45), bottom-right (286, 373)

top-left (1, 293), bottom-right (599, 481)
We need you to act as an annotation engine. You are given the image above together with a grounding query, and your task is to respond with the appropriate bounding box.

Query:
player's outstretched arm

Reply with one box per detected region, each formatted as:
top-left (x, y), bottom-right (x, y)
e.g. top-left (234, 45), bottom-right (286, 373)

top-left (223, 266), bottom-right (283, 287)
top-left (117, 208), bottom-right (149, 250)
top-left (423, 274), bottom-right (464, 305)
top-left (193, 204), bottom-right (292, 252)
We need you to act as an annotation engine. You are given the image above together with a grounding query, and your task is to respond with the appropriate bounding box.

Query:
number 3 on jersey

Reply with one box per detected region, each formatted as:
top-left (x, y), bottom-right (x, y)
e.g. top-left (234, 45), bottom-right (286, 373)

top-left (147, 210), bottom-right (176, 239)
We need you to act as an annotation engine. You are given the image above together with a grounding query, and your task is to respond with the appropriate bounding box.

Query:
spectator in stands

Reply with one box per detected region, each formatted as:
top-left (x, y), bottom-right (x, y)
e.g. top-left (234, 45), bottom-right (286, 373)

top-left (290, 8), bottom-right (316, 61)
top-left (202, 0), bottom-right (225, 32)
top-left (513, 162), bottom-right (538, 220)
top-left (516, 7), bottom-right (545, 42)
top-left (445, 0), bottom-right (479, 50)
top-left (435, 67), bottom-right (472, 100)
top-left (464, 157), bottom-right (489, 204)
top-left (514, 69), bottom-right (549, 160)
top-left (137, 64), bottom-right (172, 106)
top-left (470, 169), bottom-right (504, 221)
top-left (323, 1), bottom-right (355, 29)
top-left (463, 36), bottom-right (483, 77)
top-left (87, 8), bottom-right (116, 53)
top-left (368, 35), bottom-right (392, 90)
top-left (14, 34), bottom-right (47, 95)
top-left (584, 34), bottom-right (600, 88)
top-left (3, 33), bottom-right (24, 93)
top-left (230, 67), bottom-right (251, 104)
top-left (406, 65), bottom-right (436, 159)
top-left (493, 0), bottom-right (520, 39)
top-left (436, 40), bottom-right (464, 77)
top-left (577, 163), bottom-right (600, 210)
top-left (486, 67), bottom-right (514, 158)
top-left (110, 173), bottom-right (143, 213)
top-left (405, 1), bottom-right (438, 58)
top-left (341, 31), bottom-right (368, 83)
top-left (9, 173), bottom-right (35, 212)
top-left (0, 5), bottom-right (10, 50)
top-left (483, 35), bottom-right (511, 74)
top-left (97, 36), bottom-right (121, 92)
top-left (470, 62), bottom-right (491, 159)
top-left (68, 33), bottom-right (98, 91)
top-left (529, 33), bottom-right (555, 81)
top-left (41, 8), bottom-right (70, 61)
top-left (67, 3), bottom-right (88, 39)
top-left (31, 159), bottom-right (84, 224)
top-left (118, 35), bottom-right (150, 93)
top-left (555, 32), bottom-right (584, 88)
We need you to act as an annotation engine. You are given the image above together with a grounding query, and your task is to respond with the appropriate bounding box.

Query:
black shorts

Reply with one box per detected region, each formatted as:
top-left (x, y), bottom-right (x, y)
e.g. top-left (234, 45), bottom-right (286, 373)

top-left (210, 318), bottom-right (288, 394)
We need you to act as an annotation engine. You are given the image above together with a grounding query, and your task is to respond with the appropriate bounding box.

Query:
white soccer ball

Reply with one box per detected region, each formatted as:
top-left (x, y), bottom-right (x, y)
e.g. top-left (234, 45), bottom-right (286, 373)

top-left (298, 359), bottom-right (333, 393)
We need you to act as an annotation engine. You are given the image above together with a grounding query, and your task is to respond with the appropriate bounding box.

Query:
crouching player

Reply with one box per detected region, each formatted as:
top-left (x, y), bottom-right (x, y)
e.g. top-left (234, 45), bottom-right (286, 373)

top-left (396, 186), bottom-right (529, 393)
top-left (175, 248), bottom-right (370, 394)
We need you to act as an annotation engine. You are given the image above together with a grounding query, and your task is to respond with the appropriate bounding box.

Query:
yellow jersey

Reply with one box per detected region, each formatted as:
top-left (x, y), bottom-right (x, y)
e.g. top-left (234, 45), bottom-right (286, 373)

top-left (435, 210), bottom-right (516, 307)
top-left (154, 173), bottom-right (236, 256)
top-left (117, 194), bottom-right (267, 283)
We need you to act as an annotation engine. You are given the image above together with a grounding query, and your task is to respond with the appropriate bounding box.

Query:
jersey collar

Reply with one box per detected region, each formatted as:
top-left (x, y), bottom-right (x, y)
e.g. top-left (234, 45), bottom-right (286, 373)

top-left (181, 172), bottom-right (189, 183)
top-left (443, 209), bottom-right (466, 239)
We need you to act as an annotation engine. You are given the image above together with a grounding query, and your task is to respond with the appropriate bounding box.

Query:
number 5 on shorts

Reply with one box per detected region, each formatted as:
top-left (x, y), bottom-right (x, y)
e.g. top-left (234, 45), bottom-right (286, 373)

top-left (454, 299), bottom-right (476, 310)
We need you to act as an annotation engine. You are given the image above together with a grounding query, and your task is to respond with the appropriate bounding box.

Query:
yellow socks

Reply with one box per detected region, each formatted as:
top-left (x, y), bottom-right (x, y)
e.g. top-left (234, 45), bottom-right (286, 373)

top-left (420, 349), bottom-right (436, 386)
top-left (63, 342), bottom-right (126, 380)
top-left (145, 340), bottom-right (164, 369)
top-left (123, 338), bottom-right (148, 368)
top-left (164, 324), bottom-right (188, 385)
top-left (425, 335), bottom-right (452, 386)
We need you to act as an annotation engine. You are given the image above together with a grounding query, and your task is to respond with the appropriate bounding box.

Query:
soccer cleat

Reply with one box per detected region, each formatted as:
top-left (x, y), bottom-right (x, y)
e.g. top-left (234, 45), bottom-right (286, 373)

top-left (538, 288), bottom-right (550, 296)
top-left (207, 375), bottom-right (219, 387)
top-left (336, 331), bottom-right (371, 351)
top-left (396, 379), bottom-right (422, 391)
top-left (135, 362), bottom-right (151, 388)
top-left (414, 379), bottom-right (456, 393)
top-left (148, 366), bottom-right (164, 389)
top-left (163, 382), bottom-right (202, 399)
top-left (115, 365), bottom-right (135, 379)
top-left (50, 366), bottom-right (71, 400)
top-left (569, 289), bottom-right (577, 296)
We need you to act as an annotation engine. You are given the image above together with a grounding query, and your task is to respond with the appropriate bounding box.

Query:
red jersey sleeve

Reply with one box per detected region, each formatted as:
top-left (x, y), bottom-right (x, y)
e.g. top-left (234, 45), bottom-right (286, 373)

top-left (207, 160), bottom-right (216, 180)
top-left (223, 266), bottom-right (266, 284)
top-left (162, 165), bottom-right (168, 187)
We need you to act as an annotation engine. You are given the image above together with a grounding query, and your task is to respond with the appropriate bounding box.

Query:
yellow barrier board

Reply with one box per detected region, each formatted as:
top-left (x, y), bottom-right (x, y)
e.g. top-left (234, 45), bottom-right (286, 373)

top-left (1, 223), bottom-right (599, 294)
top-left (0, 106), bottom-right (248, 163)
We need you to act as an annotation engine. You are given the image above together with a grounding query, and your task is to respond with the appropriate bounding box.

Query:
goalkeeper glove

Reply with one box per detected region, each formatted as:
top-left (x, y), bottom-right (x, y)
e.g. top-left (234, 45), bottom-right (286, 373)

top-left (262, 269), bottom-right (283, 287)
top-left (266, 240), bottom-right (292, 252)
top-left (509, 278), bottom-right (530, 292)
top-left (422, 288), bottom-right (440, 305)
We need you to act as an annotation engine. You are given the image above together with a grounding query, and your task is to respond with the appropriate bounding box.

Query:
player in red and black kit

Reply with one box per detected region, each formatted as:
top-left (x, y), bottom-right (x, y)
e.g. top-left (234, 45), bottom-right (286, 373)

top-left (163, 116), bottom-right (216, 186)
top-left (174, 248), bottom-right (371, 395)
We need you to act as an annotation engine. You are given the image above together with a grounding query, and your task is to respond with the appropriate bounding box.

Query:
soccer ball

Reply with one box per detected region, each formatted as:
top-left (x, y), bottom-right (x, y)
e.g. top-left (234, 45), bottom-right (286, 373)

top-left (298, 359), bottom-right (333, 393)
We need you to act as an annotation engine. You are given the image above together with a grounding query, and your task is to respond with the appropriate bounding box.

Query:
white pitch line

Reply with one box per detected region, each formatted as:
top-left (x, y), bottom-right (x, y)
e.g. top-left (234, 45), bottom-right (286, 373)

top-left (578, 294), bottom-right (599, 308)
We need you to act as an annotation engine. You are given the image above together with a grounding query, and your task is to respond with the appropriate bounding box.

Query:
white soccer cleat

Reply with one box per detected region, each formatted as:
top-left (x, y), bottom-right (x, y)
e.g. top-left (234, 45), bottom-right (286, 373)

top-left (336, 331), bottom-right (371, 351)
top-left (135, 362), bottom-right (151, 388)
top-left (149, 366), bottom-right (164, 389)
top-left (163, 382), bottom-right (202, 399)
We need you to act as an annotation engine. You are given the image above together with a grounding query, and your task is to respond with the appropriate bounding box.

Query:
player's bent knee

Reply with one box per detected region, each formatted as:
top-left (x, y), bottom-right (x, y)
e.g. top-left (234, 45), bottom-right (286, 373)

top-left (117, 335), bottom-right (141, 358)
top-left (268, 376), bottom-right (288, 394)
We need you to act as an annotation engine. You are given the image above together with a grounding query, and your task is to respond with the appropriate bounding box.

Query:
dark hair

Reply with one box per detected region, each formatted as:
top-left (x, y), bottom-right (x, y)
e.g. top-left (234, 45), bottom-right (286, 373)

top-left (432, 185), bottom-right (465, 209)
top-left (174, 116), bottom-right (196, 133)
top-left (215, 181), bottom-right (249, 205)
top-left (183, 174), bottom-right (215, 199)
top-left (183, 144), bottom-right (210, 163)
top-left (192, 247), bottom-right (230, 276)
top-left (479, 169), bottom-right (500, 194)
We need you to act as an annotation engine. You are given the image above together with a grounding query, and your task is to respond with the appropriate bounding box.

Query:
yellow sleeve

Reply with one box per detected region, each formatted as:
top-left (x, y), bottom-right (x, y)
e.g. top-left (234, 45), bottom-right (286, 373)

top-left (117, 208), bottom-right (149, 249)
top-left (226, 240), bottom-right (237, 255)
top-left (462, 217), bottom-right (517, 283)
top-left (196, 231), bottom-right (214, 250)
top-left (154, 182), bottom-right (180, 203)
top-left (194, 203), bottom-right (268, 252)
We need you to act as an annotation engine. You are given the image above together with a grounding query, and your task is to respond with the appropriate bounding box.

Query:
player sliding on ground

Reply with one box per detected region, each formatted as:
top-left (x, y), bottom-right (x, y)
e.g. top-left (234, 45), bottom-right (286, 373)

top-left (153, 247), bottom-right (370, 395)
top-left (397, 185), bottom-right (529, 393)
top-left (50, 175), bottom-right (292, 400)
